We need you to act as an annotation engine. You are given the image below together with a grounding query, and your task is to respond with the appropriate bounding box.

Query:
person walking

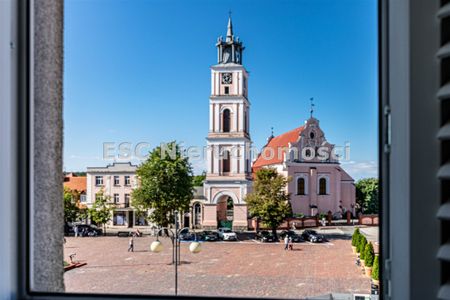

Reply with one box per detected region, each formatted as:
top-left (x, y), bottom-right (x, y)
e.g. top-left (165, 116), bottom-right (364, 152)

top-left (288, 236), bottom-right (293, 250)
top-left (284, 235), bottom-right (289, 250)
top-left (128, 236), bottom-right (134, 252)
top-left (74, 225), bottom-right (78, 237)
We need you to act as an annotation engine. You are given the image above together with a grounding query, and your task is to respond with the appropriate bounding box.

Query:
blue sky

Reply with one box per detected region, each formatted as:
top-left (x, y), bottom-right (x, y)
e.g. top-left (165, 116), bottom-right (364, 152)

top-left (64, 0), bottom-right (378, 180)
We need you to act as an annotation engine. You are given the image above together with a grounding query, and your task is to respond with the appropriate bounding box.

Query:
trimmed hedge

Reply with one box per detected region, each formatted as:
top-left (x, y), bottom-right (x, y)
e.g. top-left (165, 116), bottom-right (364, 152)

top-left (358, 235), bottom-right (367, 258)
top-left (364, 242), bottom-right (375, 267)
top-left (372, 255), bottom-right (379, 281)
top-left (351, 228), bottom-right (360, 247)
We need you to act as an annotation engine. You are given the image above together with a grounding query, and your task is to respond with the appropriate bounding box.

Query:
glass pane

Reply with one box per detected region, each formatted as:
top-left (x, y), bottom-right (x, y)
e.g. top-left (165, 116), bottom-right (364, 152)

top-left (61, 0), bottom-right (379, 298)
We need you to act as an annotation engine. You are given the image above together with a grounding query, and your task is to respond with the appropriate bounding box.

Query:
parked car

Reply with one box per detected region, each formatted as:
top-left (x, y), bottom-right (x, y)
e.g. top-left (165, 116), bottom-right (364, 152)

top-left (256, 230), bottom-right (276, 243)
top-left (279, 230), bottom-right (303, 243)
top-left (217, 228), bottom-right (238, 241)
top-left (201, 230), bottom-right (220, 242)
top-left (76, 224), bottom-right (102, 237)
top-left (301, 230), bottom-right (324, 243)
top-left (179, 228), bottom-right (194, 241)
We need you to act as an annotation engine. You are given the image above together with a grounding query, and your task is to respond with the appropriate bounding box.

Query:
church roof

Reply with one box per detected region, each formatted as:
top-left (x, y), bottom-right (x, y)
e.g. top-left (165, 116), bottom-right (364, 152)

top-left (252, 125), bottom-right (306, 170)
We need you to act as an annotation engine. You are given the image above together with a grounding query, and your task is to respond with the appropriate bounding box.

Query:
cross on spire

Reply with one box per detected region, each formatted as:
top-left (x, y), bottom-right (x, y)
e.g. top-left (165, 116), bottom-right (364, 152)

top-left (310, 97), bottom-right (315, 118)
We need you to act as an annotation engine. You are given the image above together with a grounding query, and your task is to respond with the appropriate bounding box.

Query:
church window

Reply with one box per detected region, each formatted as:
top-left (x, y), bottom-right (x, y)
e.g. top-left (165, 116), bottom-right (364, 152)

top-left (222, 150), bottom-right (230, 173)
top-left (305, 149), bottom-right (312, 157)
top-left (310, 131), bottom-right (315, 139)
top-left (297, 178), bottom-right (305, 195)
top-left (223, 109), bottom-right (231, 132)
top-left (319, 178), bottom-right (327, 195)
top-left (224, 86), bottom-right (230, 95)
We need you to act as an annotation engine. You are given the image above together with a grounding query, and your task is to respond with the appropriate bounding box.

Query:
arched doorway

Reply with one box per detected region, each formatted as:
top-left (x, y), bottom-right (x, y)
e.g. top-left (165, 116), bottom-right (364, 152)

top-left (217, 196), bottom-right (234, 229)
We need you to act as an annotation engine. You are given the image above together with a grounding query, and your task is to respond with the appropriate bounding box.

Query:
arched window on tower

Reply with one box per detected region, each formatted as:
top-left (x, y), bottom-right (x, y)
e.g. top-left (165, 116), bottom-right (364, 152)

top-left (297, 178), bottom-right (305, 195)
top-left (222, 150), bottom-right (230, 173)
top-left (223, 109), bottom-right (231, 132)
top-left (244, 110), bottom-right (247, 133)
top-left (319, 177), bottom-right (327, 195)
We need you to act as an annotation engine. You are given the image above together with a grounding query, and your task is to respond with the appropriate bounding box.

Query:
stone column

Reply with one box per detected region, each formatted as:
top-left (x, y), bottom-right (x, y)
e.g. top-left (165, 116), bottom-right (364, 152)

top-left (309, 167), bottom-right (317, 215)
top-left (33, 0), bottom-right (64, 292)
top-left (202, 204), bottom-right (217, 230)
top-left (233, 204), bottom-right (248, 231)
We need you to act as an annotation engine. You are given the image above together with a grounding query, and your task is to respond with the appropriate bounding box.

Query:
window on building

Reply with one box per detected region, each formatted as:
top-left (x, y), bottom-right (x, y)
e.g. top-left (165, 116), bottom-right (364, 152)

top-left (113, 175), bottom-right (120, 186)
top-left (80, 194), bottom-right (86, 203)
top-left (113, 193), bottom-right (119, 203)
top-left (222, 150), bottom-right (230, 173)
top-left (319, 178), bottom-right (327, 195)
top-left (125, 194), bottom-right (130, 207)
top-left (124, 175), bottom-right (131, 186)
top-left (135, 212), bottom-right (148, 226)
top-left (223, 109), bottom-right (231, 132)
top-left (95, 176), bottom-right (103, 186)
top-left (305, 149), bottom-right (312, 158)
top-left (224, 86), bottom-right (229, 95)
top-left (297, 178), bottom-right (306, 195)
top-left (113, 211), bottom-right (127, 226)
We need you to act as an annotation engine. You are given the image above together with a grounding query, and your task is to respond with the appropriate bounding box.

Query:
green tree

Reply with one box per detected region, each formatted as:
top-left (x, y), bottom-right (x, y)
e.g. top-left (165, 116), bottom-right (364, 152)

top-left (193, 171), bottom-right (206, 187)
top-left (89, 189), bottom-right (115, 235)
top-left (64, 186), bottom-right (80, 224)
top-left (364, 242), bottom-right (375, 267)
top-left (245, 168), bottom-right (292, 239)
top-left (372, 256), bottom-right (379, 281)
top-left (132, 142), bottom-right (194, 227)
top-left (355, 178), bottom-right (379, 214)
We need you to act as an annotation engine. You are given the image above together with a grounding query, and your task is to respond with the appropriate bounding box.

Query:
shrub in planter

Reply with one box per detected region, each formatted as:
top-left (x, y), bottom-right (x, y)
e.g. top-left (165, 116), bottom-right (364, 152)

top-left (364, 242), bottom-right (375, 267)
top-left (358, 235), bottom-right (367, 258)
top-left (351, 228), bottom-right (360, 247)
top-left (372, 255), bottom-right (379, 281)
top-left (355, 234), bottom-right (362, 253)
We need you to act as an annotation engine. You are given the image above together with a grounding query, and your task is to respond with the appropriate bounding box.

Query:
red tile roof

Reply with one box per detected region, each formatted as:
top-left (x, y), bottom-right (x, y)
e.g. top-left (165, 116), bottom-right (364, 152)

top-left (253, 125), bottom-right (305, 171)
top-left (63, 176), bottom-right (87, 193)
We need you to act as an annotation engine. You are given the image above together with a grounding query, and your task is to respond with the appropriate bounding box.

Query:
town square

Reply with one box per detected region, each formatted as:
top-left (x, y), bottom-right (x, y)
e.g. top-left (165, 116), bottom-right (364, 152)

top-left (64, 227), bottom-right (378, 298)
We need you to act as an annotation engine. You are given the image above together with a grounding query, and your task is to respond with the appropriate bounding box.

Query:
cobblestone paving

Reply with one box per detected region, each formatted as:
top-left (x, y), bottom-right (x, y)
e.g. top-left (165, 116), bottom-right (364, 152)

top-left (64, 236), bottom-right (370, 298)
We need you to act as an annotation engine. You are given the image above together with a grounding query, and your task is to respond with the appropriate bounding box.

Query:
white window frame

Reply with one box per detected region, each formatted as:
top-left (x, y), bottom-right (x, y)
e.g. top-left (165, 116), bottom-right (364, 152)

top-left (317, 175), bottom-right (329, 195)
top-left (295, 174), bottom-right (309, 195)
top-left (95, 175), bottom-right (103, 186)
top-left (113, 175), bottom-right (120, 186)
top-left (113, 193), bottom-right (120, 203)
top-left (124, 175), bottom-right (131, 186)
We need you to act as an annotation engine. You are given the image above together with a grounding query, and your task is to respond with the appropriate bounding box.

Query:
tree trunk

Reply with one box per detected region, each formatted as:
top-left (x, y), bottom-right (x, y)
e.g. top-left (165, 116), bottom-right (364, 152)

top-left (272, 227), bottom-right (278, 241)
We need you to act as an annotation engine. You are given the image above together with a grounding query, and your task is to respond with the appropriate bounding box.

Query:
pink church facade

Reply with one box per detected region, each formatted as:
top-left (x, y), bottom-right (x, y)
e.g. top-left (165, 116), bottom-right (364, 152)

top-left (253, 117), bottom-right (356, 217)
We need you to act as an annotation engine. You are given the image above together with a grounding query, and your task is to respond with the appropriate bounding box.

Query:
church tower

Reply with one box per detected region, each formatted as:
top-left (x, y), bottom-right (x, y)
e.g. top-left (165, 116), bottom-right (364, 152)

top-left (202, 16), bottom-right (252, 231)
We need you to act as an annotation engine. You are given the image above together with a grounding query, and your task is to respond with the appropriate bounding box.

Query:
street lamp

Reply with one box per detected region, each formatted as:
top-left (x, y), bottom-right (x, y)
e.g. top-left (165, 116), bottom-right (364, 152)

top-left (150, 210), bottom-right (201, 295)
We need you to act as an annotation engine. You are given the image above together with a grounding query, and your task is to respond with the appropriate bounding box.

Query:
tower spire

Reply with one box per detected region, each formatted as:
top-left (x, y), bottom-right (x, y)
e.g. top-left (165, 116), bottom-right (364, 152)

top-left (226, 11), bottom-right (233, 42)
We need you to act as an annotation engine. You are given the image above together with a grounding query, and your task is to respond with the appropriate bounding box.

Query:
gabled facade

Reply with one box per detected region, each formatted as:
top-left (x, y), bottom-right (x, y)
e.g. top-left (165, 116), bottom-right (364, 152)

top-left (253, 117), bottom-right (356, 217)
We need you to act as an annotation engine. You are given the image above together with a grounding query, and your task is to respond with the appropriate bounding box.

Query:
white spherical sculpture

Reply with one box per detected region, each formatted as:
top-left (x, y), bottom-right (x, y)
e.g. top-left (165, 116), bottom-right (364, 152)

top-left (150, 240), bottom-right (163, 253)
top-left (189, 241), bottom-right (201, 254)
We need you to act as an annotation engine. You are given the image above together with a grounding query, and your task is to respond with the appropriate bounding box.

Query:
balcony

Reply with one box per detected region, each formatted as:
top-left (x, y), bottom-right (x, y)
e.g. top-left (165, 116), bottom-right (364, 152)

top-left (115, 203), bottom-right (131, 209)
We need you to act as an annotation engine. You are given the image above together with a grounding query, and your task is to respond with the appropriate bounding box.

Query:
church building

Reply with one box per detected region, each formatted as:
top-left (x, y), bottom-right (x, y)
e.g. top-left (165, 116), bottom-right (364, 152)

top-left (190, 16), bottom-right (355, 230)
top-left (252, 116), bottom-right (356, 218)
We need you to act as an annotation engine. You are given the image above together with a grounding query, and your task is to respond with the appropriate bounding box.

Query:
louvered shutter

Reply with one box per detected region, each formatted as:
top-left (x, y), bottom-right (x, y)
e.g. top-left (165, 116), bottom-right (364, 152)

top-left (438, 1), bottom-right (450, 299)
